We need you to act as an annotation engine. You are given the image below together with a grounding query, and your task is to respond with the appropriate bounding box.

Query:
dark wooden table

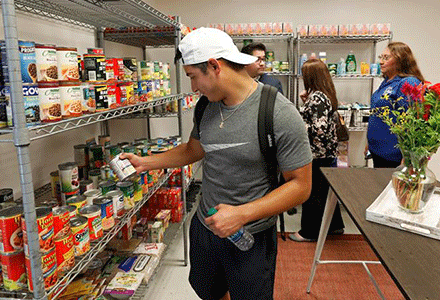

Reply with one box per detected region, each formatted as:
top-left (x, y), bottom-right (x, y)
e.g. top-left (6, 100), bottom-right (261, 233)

top-left (307, 167), bottom-right (440, 300)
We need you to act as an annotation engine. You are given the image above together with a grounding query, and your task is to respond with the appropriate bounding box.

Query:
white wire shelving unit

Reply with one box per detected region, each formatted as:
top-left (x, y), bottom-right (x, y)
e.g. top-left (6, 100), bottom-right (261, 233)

top-left (0, 1), bottom-right (193, 299)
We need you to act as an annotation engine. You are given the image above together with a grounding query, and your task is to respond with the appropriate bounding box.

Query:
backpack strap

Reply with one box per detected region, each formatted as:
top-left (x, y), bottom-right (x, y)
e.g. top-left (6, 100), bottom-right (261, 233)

top-left (258, 84), bottom-right (279, 190)
top-left (195, 95), bottom-right (209, 134)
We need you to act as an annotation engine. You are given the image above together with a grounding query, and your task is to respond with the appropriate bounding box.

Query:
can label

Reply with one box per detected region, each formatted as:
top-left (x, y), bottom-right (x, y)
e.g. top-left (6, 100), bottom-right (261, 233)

top-left (1, 251), bottom-right (27, 291)
top-left (36, 45), bottom-right (58, 82)
top-left (59, 163), bottom-right (80, 193)
top-left (109, 154), bottom-right (136, 181)
top-left (26, 247), bottom-right (58, 291)
top-left (117, 182), bottom-right (135, 210)
top-left (54, 232), bottom-right (75, 274)
top-left (66, 196), bottom-right (87, 212)
top-left (107, 191), bottom-right (125, 218)
top-left (0, 210), bottom-right (23, 253)
top-left (22, 209), bottom-right (54, 254)
top-left (38, 84), bottom-right (61, 122)
top-left (81, 83), bottom-right (96, 113)
top-left (132, 176), bottom-right (143, 203)
top-left (79, 205), bottom-right (103, 241)
top-left (53, 208), bottom-right (70, 239)
top-left (60, 83), bottom-right (82, 118)
top-left (57, 49), bottom-right (79, 81)
top-left (71, 219), bottom-right (90, 257)
top-left (106, 83), bottom-right (119, 109)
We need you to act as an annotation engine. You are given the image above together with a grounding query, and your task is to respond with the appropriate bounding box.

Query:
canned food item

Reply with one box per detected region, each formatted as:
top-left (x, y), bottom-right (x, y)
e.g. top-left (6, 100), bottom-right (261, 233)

top-left (100, 165), bottom-right (115, 181)
top-left (140, 171), bottom-right (149, 194)
top-left (99, 180), bottom-right (116, 195)
top-left (35, 44), bottom-right (58, 82)
top-left (58, 162), bottom-right (80, 194)
top-left (59, 81), bottom-right (82, 118)
top-left (61, 189), bottom-right (80, 204)
top-left (38, 82), bottom-right (62, 122)
top-left (94, 84), bottom-right (109, 112)
top-left (109, 153), bottom-right (137, 182)
top-left (83, 189), bottom-right (101, 205)
top-left (65, 205), bottom-right (77, 219)
top-left (131, 176), bottom-right (143, 203)
top-left (88, 169), bottom-right (101, 189)
top-left (107, 190), bottom-right (125, 219)
top-left (52, 206), bottom-right (70, 239)
top-left (106, 83), bottom-right (119, 109)
top-left (54, 231), bottom-right (74, 274)
top-left (1, 250), bottom-right (27, 291)
top-left (77, 54), bottom-right (83, 81)
top-left (116, 181), bottom-right (135, 210)
top-left (79, 179), bottom-right (93, 194)
top-left (121, 145), bottom-right (136, 154)
top-left (89, 144), bottom-right (105, 169)
top-left (25, 247), bottom-right (57, 291)
top-left (1, 40), bottom-right (37, 83)
top-left (81, 83), bottom-right (96, 113)
top-left (0, 206), bottom-right (23, 253)
top-left (93, 196), bottom-right (114, 230)
top-left (50, 171), bottom-right (61, 203)
top-left (70, 216), bottom-right (90, 257)
top-left (105, 144), bottom-right (121, 163)
top-left (79, 205), bottom-right (103, 240)
top-left (0, 188), bottom-right (13, 203)
top-left (22, 207), bottom-right (54, 255)
top-left (56, 47), bottom-right (79, 81)
top-left (73, 144), bottom-right (88, 168)
top-left (87, 48), bottom-right (104, 55)
top-left (66, 195), bottom-right (87, 213)
top-left (123, 58), bottom-right (138, 81)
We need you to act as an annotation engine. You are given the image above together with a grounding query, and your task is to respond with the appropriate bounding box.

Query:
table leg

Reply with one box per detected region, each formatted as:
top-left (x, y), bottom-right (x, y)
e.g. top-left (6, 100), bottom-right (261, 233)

top-left (306, 188), bottom-right (338, 293)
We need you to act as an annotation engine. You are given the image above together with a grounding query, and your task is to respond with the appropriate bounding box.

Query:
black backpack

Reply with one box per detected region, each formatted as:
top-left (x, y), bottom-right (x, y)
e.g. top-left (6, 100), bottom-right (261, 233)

top-left (194, 84), bottom-right (287, 240)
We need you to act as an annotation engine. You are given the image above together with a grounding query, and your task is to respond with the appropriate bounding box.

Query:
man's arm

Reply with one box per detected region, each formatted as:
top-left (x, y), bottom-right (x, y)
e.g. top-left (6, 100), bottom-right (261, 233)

top-left (120, 137), bottom-right (204, 174)
top-left (205, 162), bottom-right (312, 238)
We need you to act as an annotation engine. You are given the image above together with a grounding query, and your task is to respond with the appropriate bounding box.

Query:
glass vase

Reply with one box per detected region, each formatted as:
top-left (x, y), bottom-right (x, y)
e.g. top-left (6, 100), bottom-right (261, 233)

top-left (391, 155), bottom-right (437, 213)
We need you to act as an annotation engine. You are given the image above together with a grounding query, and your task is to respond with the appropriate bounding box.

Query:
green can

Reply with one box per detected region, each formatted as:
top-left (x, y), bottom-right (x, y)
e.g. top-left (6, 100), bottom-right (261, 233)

top-left (116, 181), bottom-right (134, 210)
top-left (99, 180), bottom-right (116, 195)
top-left (105, 144), bottom-right (121, 163)
top-left (122, 145), bottom-right (136, 154)
top-left (134, 138), bottom-right (149, 146)
top-left (131, 176), bottom-right (143, 203)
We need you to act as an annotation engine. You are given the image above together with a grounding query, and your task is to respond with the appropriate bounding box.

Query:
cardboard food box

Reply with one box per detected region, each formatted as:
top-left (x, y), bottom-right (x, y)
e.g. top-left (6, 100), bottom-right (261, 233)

top-left (296, 24), bottom-right (308, 36)
top-left (155, 209), bottom-right (171, 229)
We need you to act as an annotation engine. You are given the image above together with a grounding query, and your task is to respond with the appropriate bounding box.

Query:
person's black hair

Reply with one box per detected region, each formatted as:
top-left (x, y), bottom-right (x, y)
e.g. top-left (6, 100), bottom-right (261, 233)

top-left (241, 43), bottom-right (267, 55)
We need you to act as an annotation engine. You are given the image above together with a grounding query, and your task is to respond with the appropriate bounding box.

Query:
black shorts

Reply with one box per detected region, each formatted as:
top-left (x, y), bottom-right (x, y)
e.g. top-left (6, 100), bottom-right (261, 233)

top-left (188, 215), bottom-right (277, 300)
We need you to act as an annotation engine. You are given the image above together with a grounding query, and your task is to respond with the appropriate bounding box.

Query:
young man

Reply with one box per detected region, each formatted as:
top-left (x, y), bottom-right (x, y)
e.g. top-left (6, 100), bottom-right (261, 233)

top-left (241, 42), bottom-right (284, 94)
top-left (120, 27), bottom-right (312, 300)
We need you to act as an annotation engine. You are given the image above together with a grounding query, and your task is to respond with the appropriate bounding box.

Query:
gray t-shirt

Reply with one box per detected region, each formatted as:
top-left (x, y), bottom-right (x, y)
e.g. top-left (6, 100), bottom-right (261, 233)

top-left (191, 83), bottom-right (312, 233)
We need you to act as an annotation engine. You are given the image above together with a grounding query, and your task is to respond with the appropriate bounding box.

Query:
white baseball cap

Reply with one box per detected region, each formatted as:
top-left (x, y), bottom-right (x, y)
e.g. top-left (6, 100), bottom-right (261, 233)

top-left (178, 27), bottom-right (257, 65)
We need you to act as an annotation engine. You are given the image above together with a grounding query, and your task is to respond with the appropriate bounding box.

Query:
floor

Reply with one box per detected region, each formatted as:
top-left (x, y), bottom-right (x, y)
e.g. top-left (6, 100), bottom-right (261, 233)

top-left (141, 199), bottom-right (360, 300)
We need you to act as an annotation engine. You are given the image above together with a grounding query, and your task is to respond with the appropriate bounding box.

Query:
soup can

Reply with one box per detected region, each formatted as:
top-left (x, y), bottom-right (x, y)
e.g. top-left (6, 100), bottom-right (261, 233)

top-left (35, 43), bottom-right (58, 82)
top-left (105, 144), bottom-right (121, 163)
top-left (0, 206), bottom-right (23, 253)
top-left (116, 181), bottom-right (135, 210)
top-left (81, 83), bottom-right (96, 114)
top-left (70, 216), bottom-right (90, 257)
top-left (22, 207), bottom-right (54, 255)
top-left (89, 144), bottom-right (105, 169)
top-left (65, 205), bottom-right (77, 219)
top-left (107, 190), bottom-right (125, 219)
top-left (109, 153), bottom-right (137, 182)
top-left (79, 179), bottom-right (93, 194)
top-left (58, 162), bottom-right (80, 194)
top-left (83, 189), bottom-right (101, 205)
top-left (93, 196), bottom-right (114, 230)
top-left (56, 46), bottom-right (79, 81)
top-left (52, 206), bottom-right (71, 239)
top-left (88, 169), bottom-right (101, 189)
top-left (54, 231), bottom-right (75, 274)
top-left (25, 247), bottom-right (57, 291)
top-left (99, 180), bottom-right (116, 195)
top-left (59, 81), bottom-right (82, 118)
top-left (66, 195), bottom-right (87, 213)
top-left (73, 144), bottom-right (88, 168)
top-left (50, 171), bottom-right (62, 203)
top-left (79, 205), bottom-right (103, 241)
top-left (1, 250), bottom-right (27, 291)
top-left (0, 188), bottom-right (13, 203)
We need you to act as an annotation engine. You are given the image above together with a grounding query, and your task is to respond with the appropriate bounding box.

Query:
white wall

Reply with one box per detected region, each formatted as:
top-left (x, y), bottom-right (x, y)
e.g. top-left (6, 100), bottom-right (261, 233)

top-left (1, 1), bottom-right (439, 199)
top-left (149, 0), bottom-right (440, 175)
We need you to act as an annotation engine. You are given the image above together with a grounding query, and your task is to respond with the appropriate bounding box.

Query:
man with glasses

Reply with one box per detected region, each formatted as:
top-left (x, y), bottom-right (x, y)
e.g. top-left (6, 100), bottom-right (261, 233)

top-left (241, 43), bottom-right (284, 95)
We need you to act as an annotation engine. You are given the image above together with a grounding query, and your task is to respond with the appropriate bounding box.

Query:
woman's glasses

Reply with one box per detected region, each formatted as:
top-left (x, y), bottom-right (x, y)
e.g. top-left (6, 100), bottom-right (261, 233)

top-left (378, 54), bottom-right (392, 62)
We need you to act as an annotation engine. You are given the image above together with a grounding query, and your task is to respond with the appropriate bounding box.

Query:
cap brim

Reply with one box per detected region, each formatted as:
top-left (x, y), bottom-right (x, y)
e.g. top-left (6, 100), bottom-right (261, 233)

top-left (224, 52), bottom-right (258, 65)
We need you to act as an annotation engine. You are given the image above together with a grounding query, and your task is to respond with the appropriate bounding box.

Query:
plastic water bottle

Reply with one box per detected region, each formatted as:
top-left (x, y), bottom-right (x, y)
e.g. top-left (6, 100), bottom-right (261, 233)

top-left (338, 58), bottom-right (346, 75)
top-left (207, 207), bottom-right (255, 251)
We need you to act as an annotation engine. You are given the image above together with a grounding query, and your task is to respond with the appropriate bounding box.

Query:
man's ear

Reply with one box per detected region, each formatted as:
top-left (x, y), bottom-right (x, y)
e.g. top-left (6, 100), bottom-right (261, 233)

top-left (207, 58), bottom-right (221, 73)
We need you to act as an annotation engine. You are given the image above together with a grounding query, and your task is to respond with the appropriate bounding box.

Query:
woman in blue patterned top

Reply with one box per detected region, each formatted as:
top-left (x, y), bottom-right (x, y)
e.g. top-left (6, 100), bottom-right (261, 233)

top-left (289, 58), bottom-right (345, 242)
top-left (367, 42), bottom-right (425, 168)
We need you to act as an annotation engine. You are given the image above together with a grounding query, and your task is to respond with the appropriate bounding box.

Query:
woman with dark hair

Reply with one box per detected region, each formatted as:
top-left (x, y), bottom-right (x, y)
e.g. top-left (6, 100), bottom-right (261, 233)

top-left (289, 58), bottom-right (345, 242)
top-left (367, 42), bottom-right (425, 167)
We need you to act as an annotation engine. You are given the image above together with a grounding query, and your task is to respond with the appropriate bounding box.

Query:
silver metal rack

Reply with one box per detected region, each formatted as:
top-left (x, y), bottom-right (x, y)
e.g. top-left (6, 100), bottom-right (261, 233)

top-left (296, 34), bottom-right (393, 44)
top-left (0, 1), bottom-right (188, 299)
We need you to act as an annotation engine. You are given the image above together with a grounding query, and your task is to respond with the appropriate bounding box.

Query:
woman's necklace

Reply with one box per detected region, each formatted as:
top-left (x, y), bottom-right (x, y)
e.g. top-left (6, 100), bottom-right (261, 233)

top-left (218, 85), bottom-right (254, 129)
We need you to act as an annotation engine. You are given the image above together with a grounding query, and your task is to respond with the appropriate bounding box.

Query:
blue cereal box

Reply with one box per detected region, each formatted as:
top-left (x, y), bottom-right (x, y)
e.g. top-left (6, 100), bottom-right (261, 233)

top-left (0, 40), bottom-right (37, 84)
top-left (4, 84), bottom-right (40, 127)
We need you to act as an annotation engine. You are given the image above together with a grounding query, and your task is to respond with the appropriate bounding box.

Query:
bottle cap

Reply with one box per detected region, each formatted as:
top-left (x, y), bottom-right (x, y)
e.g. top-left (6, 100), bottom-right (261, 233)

top-left (208, 207), bottom-right (218, 216)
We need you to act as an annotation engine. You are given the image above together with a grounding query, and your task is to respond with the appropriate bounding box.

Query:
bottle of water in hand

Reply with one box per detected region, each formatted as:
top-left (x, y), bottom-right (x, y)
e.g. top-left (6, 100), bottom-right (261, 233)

top-left (208, 208), bottom-right (255, 251)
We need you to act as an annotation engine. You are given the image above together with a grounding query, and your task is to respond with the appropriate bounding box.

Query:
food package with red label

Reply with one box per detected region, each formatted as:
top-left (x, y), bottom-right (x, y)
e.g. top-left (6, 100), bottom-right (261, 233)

top-left (1, 251), bottom-right (27, 291)
top-left (0, 206), bottom-right (24, 254)
top-left (25, 247), bottom-right (58, 291)
top-left (22, 207), bottom-right (54, 255)
top-left (171, 201), bottom-right (183, 223)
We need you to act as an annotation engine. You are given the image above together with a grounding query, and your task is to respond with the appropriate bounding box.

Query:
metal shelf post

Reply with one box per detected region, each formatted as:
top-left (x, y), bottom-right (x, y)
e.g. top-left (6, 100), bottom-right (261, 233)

top-left (1, 0), bottom-right (46, 299)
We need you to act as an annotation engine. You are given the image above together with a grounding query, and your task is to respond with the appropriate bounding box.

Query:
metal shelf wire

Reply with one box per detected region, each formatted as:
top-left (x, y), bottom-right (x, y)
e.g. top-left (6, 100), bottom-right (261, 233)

top-left (296, 34), bottom-right (392, 44)
top-left (232, 33), bottom-right (294, 42)
top-left (0, 94), bottom-right (186, 141)
top-left (13, 0), bottom-right (179, 30)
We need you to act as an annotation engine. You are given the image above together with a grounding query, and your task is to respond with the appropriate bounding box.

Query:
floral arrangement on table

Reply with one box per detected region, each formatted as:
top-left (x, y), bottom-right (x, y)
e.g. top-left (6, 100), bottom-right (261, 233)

top-left (373, 82), bottom-right (440, 212)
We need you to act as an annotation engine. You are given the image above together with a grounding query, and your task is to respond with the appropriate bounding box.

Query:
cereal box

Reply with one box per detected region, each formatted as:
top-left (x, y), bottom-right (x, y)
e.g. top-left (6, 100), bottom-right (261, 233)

top-left (318, 25), bottom-right (330, 36)
top-left (371, 23), bottom-right (391, 35)
top-left (296, 25), bottom-right (308, 36)
top-left (329, 25), bottom-right (339, 36)
top-left (244, 23), bottom-right (253, 34)
top-left (224, 24), bottom-right (235, 35)
top-left (235, 23), bottom-right (245, 35)
top-left (262, 23), bottom-right (273, 34)
top-left (348, 24), bottom-right (362, 35)
top-left (360, 24), bottom-right (370, 35)
top-left (253, 23), bottom-right (263, 34)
